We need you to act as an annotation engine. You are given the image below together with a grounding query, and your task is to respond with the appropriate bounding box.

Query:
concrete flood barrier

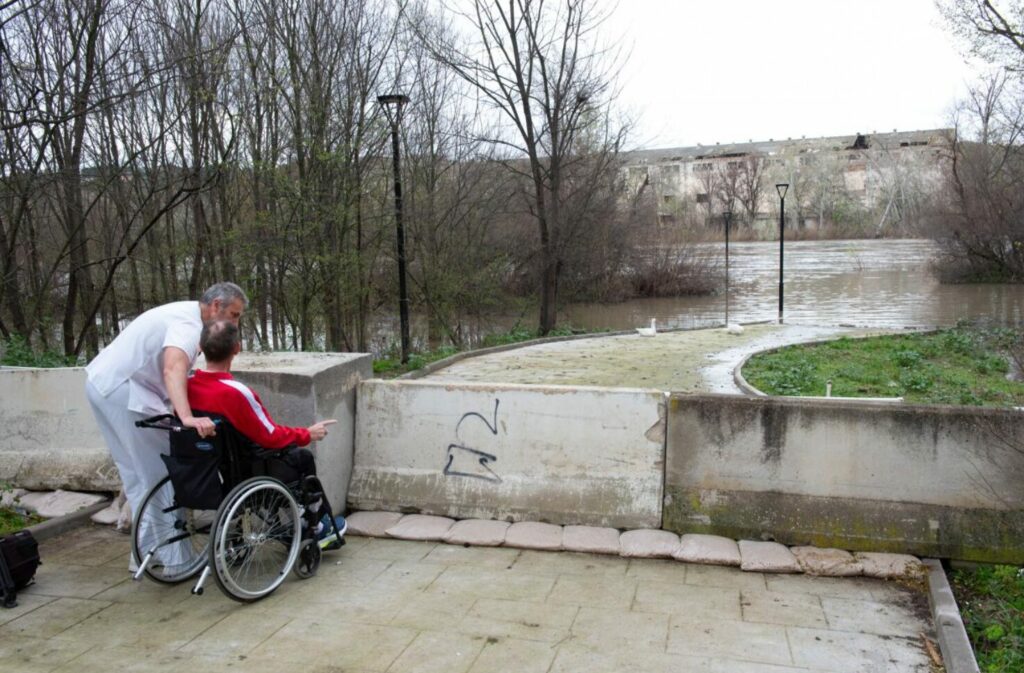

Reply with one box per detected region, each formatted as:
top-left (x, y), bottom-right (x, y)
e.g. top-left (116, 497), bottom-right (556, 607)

top-left (0, 367), bottom-right (115, 491)
top-left (349, 380), bottom-right (666, 528)
top-left (664, 394), bottom-right (1024, 563)
top-left (0, 353), bottom-right (370, 511)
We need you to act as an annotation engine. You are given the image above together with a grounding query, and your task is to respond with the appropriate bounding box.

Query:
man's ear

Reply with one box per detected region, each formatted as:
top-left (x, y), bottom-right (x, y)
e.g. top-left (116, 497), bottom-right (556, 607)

top-left (232, 341), bottom-right (242, 355)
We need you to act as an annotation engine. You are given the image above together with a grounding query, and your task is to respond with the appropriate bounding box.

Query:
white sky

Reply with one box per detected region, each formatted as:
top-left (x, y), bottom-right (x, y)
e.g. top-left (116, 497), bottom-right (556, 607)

top-left (608, 0), bottom-right (980, 149)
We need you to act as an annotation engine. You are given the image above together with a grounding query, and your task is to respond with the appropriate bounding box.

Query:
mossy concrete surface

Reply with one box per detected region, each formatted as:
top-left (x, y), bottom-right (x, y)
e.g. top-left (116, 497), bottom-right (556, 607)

top-left (666, 394), bottom-right (1024, 563)
top-left (665, 486), bottom-right (1024, 564)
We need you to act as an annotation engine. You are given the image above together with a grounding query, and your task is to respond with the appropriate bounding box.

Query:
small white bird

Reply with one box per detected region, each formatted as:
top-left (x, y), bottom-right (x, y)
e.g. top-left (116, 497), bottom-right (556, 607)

top-left (636, 318), bottom-right (657, 337)
top-left (726, 323), bottom-right (744, 335)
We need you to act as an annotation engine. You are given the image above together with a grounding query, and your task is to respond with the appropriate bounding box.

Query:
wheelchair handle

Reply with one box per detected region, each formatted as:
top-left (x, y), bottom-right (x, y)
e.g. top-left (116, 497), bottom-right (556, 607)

top-left (134, 414), bottom-right (221, 432)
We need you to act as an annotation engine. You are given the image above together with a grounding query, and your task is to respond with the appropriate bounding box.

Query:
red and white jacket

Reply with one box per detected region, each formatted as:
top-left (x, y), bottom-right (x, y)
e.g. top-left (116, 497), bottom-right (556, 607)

top-left (186, 370), bottom-right (310, 449)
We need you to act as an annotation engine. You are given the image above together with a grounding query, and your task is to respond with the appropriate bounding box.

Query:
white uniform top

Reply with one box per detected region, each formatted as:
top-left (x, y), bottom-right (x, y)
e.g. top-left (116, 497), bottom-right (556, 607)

top-left (85, 301), bottom-right (202, 415)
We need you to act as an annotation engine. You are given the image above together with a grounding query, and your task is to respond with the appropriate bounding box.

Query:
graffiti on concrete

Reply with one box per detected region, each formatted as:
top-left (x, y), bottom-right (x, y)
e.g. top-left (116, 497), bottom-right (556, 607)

top-left (444, 399), bottom-right (502, 482)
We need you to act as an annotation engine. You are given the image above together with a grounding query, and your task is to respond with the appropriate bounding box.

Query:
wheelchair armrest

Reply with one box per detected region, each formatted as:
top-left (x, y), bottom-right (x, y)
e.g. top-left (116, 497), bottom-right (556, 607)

top-left (135, 414), bottom-right (181, 430)
top-left (135, 415), bottom-right (223, 432)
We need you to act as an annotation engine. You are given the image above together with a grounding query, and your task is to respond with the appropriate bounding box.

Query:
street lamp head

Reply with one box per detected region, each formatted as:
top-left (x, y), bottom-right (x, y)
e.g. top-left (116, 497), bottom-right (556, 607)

top-left (377, 93), bottom-right (410, 107)
top-left (776, 183), bottom-right (789, 200)
top-left (377, 93), bottom-right (410, 125)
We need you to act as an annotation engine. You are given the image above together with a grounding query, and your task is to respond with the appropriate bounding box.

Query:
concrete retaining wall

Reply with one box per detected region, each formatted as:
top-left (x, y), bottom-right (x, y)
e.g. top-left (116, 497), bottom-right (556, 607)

top-left (349, 380), bottom-right (666, 528)
top-left (665, 394), bottom-right (1024, 563)
top-left (0, 367), bottom-right (115, 491)
top-left (0, 353), bottom-right (371, 510)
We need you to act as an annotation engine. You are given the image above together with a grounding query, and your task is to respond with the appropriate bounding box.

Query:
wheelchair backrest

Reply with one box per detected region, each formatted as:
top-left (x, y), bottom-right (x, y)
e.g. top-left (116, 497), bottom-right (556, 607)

top-left (164, 413), bottom-right (266, 509)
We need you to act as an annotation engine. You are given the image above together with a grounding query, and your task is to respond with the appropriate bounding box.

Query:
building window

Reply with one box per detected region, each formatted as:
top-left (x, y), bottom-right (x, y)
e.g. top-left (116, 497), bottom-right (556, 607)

top-left (695, 193), bottom-right (710, 204)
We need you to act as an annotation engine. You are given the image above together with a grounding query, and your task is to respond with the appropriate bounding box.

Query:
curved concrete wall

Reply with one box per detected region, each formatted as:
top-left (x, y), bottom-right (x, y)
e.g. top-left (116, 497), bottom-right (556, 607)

top-left (349, 380), bottom-right (666, 528)
top-left (664, 394), bottom-right (1024, 563)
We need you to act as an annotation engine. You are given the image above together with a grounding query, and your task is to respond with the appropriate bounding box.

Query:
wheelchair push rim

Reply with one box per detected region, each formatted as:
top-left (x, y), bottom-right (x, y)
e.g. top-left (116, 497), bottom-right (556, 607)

top-left (210, 476), bottom-right (302, 602)
top-left (131, 476), bottom-right (212, 584)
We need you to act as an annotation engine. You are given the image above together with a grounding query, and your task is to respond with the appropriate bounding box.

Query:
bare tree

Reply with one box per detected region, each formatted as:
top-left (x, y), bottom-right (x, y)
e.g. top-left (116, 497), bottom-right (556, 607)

top-left (936, 2), bottom-right (1024, 280)
top-left (735, 155), bottom-right (765, 225)
top-left (417, 0), bottom-right (626, 334)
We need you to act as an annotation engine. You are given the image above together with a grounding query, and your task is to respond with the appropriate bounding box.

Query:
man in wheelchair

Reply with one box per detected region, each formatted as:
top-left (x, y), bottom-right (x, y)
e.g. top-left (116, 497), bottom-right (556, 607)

top-left (188, 319), bottom-right (346, 548)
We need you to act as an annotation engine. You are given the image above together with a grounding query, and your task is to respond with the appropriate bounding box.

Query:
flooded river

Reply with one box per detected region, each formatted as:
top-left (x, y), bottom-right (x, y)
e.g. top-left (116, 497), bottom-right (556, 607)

top-left (562, 239), bottom-right (1024, 331)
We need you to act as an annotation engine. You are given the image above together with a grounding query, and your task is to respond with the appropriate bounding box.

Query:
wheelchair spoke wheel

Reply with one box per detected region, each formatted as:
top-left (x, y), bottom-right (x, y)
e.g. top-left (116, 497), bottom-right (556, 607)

top-left (131, 476), bottom-right (212, 584)
top-left (210, 477), bottom-right (300, 602)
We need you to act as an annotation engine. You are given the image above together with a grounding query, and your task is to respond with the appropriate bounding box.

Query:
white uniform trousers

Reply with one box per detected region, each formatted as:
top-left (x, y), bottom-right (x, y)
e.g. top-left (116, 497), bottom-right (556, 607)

top-left (86, 378), bottom-right (188, 570)
top-left (85, 378), bottom-right (168, 516)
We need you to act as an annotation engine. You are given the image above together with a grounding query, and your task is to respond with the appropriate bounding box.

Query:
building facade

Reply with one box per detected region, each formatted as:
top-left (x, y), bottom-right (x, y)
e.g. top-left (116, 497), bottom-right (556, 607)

top-left (621, 129), bottom-right (951, 231)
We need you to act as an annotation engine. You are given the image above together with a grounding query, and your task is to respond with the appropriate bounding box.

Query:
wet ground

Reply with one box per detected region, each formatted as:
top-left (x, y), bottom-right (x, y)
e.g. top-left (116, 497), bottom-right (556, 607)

top-left (1, 525), bottom-right (937, 673)
top-left (427, 324), bottom-right (903, 393)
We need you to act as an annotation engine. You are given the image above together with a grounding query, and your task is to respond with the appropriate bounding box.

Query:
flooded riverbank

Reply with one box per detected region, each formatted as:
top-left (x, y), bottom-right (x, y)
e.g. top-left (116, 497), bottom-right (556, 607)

top-left (561, 239), bottom-right (1023, 331)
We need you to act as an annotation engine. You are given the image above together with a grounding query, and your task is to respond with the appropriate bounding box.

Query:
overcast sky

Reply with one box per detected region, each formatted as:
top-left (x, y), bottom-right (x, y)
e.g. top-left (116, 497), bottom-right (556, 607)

top-left (608, 0), bottom-right (980, 149)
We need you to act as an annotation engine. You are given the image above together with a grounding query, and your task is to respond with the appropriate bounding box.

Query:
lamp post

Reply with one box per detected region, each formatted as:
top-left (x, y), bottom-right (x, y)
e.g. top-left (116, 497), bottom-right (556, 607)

top-left (723, 208), bottom-right (732, 326)
top-left (775, 183), bottom-right (788, 324)
top-left (378, 93), bottom-right (411, 363)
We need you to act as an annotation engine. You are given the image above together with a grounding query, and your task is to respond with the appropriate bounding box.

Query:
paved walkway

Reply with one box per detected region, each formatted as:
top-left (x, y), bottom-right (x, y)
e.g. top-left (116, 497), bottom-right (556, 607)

top-left (426, 324), bottom-right (901, 394)
top-left (2, 525), bottom-right (936, 672)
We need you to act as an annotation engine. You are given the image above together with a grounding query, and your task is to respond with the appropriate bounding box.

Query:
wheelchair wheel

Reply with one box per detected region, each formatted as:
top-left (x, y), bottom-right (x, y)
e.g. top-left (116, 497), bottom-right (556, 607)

top-left (131, 476), bottom-right (212, 584)
top-left (209, 477), bottom-right (301, 603)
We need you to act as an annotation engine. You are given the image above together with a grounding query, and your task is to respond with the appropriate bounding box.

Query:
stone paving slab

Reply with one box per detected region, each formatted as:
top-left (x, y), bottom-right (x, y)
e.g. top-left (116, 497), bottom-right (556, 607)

top-left (6, 524), bottom-right (937, 673)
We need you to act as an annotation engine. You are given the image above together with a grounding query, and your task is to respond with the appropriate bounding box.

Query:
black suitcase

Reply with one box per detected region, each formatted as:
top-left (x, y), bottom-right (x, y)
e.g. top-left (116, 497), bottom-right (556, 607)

top-left (0, 529), bottom-right (40, 608)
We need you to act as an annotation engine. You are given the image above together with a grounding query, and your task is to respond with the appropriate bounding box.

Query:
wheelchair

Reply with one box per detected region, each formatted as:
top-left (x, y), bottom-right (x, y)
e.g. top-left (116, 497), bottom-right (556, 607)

top-left (130, 413), bottom-right (344, 603)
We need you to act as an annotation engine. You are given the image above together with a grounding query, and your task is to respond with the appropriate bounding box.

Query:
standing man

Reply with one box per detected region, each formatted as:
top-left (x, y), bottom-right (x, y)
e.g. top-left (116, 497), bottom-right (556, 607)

top-left (85, 282), bottom-right (248, 535)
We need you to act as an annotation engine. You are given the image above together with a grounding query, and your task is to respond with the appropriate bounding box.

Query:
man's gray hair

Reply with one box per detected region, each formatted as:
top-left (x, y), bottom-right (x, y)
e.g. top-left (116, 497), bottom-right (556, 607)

top-left (200, 282), bottom-right (249, 308)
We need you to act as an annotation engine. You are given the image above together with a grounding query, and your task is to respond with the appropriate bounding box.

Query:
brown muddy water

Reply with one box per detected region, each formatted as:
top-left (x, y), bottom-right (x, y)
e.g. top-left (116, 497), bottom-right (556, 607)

top-left (562, 239), bottom-right (1024, 331)
top-left (376, 239), bottom-right (1021, 355)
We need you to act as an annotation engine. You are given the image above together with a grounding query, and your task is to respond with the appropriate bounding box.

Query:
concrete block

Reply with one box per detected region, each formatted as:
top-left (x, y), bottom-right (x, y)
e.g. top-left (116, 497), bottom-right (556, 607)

top-left (232, 352), bottom-right (371, 518)
top-left (444, 519), bottom-right (510, 547)
top-left (619, 529), bottom-right (680, 558)
top-left (854, 552), bottom-right (924, 579)
top-left (351, 380), bottom-right (665, 528)
top-left (504, 522), bottom-right (563, 550)
top-left (561, 525), bottom-right (621, 555)
top-left (923, 558), bottom-right (981, 672)
top-left (18, 490), bottom-right (108, 518)
top-left (738, 540), bottom-right (801, 573)
top-left (665, 394), bottom-right (1024, 563)
top-left (347, 510), bottom-right (404, 537)
top-left (791, 546), bottom-right (862, 576)
top-left (673, 533), bottom-right (741, 566)
top-left (386, 514), bottom-right (455, 541)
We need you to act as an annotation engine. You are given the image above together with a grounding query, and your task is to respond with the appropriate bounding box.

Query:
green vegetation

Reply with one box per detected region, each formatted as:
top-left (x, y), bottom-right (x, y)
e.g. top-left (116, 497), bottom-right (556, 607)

top-left (951, 564), bottom-right (1024, 672)
top-left (0, 484), bottom-right (43, 535)
top-left (372, 326), bottom-right (592, 378)
top-left (742, 325), bottom-right (1024, 407)
top-left (1, 335), bottom-right (78, 368)
top-left (0, 508), bottom-right (44, 535)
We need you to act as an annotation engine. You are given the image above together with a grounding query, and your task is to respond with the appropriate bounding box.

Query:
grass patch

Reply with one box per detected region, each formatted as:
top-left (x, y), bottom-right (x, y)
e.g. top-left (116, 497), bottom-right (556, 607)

top-left (372, 326), bottom-right (594, 378)
top-left (0, 506), bottom-right (44, 536)
top-left (951, 564), bottom-right (1024, 672)
top-left (741, 325), bottom-right (1024, 407)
